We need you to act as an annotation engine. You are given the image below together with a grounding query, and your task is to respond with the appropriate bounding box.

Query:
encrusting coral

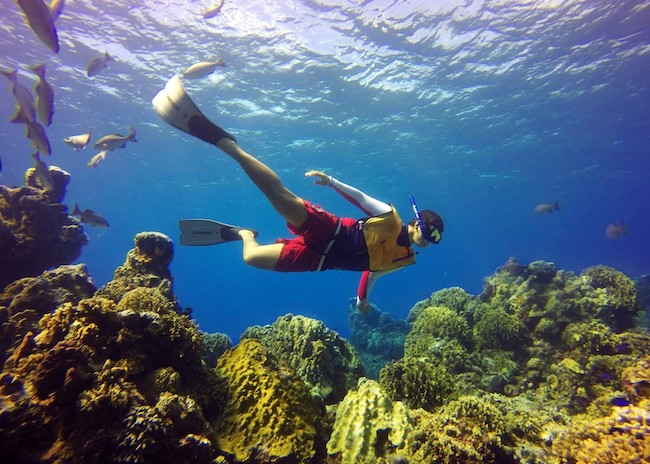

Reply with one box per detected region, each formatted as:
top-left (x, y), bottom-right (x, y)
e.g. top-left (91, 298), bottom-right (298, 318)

top-left (241, 314), bottom-right (364, 403)
top-left (215, 338), bottom-right (326, 463)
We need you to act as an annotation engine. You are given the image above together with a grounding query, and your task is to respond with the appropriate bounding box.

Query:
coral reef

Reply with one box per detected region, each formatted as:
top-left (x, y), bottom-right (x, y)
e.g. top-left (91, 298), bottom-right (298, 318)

top-left (549, 400), bottom-right (650, 464)
top-left (348, 303), bottom-right (409, 379)
top-left (582, 265), bottom-right (639, 329)
top-left (241, 314), bottom-right (364, 403)
top-left (202, 331), bottom-right (232, 368)
top-left (1, 178), bottom-right (649, 464)
top-left (327, 378), bottom-right (412, 464)
top-left (215, 338), bottom-right (326, 463)
top-left (0, 264), bottom-right (96, 366)
top-left (95, 232), bottom-right (180, 310)
top-left (0, 232), bottom-right (227, 463)
top-left (0, 181), bottom-right (87, 289)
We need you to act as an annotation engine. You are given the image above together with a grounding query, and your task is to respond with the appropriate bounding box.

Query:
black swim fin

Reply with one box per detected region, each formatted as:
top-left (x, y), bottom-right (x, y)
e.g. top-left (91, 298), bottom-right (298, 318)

top-left (179, 219), bottom-right (258, 246)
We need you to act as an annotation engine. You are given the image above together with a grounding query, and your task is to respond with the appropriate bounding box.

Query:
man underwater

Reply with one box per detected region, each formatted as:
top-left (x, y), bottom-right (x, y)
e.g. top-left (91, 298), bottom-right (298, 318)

top-left (152, 76), bottom-right (444, 312)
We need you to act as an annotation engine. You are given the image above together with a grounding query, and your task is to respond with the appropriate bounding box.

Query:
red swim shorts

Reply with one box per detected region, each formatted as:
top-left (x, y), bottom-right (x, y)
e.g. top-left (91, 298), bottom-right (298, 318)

top-left (274, 200), bottom-right (356, 272)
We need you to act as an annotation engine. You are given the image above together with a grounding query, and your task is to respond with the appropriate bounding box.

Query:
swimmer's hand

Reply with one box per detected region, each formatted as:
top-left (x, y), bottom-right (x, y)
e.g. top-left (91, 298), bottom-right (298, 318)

top-left (305, 170), bottom-right (333, 187)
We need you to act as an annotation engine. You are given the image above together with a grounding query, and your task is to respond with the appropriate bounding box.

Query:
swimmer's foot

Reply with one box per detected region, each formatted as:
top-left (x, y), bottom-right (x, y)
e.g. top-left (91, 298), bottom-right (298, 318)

top-left (221, 227), bottom-right (258, 242)
top-left (152, 75), bottom-right (236, 145)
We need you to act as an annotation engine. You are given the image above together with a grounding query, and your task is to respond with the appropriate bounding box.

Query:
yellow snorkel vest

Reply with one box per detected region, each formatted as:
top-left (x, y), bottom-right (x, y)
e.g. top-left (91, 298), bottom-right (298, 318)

top-left (362, 206), bottom-right (416, 271)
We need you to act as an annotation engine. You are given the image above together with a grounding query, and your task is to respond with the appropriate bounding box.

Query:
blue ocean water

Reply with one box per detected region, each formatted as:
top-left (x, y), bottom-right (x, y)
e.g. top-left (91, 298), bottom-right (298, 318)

top-left (1, 0), bottom-right (649, 341)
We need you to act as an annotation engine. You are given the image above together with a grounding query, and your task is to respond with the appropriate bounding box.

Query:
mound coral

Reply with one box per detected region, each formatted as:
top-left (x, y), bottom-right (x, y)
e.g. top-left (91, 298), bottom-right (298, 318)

top-left (242, 314), bottom-right (364, 403)
top-left (404, 305), bottom-right (471, 358)
top-left (581, 265), bottom-right (639, 329)
top-left (215, 338), bottom-right (325, 463)
top-left (327, 378), bottom-right (412, 464)
top-left (379, 357), bottom-right (454, 410)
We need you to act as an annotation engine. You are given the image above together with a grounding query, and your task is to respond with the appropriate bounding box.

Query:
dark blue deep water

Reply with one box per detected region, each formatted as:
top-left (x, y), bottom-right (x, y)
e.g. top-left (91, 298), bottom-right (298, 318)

top-left (2, 0), bottom-right (649, 340)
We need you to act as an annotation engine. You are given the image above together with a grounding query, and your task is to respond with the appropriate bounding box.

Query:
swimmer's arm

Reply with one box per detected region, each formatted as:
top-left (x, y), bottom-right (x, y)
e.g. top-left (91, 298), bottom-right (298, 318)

top-left (355, 269), bottom-right (396, 312)
top-left (305, 170), bottom-right (391, 216)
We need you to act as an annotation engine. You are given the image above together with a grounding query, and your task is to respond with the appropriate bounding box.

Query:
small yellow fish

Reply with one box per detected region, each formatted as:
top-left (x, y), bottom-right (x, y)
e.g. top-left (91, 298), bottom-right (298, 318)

top-left (31, 151), bottom-right (55, 192)
top-left (16, 0), bottom-right (59, 53)
top-left (10, 106), bottom-right (52, 155)
top-left (1, 68), bottom-right (36, 122)
top-left (63, 131), bottom-right (92, 151)
top-left (182, 57), bottom-right (226, 79)
top-left (87, 149), bottom-right (108, 168)
top-left (30, 63), bottom-right (54, 126)
top-left (203, 0), bottom-right (224, 19)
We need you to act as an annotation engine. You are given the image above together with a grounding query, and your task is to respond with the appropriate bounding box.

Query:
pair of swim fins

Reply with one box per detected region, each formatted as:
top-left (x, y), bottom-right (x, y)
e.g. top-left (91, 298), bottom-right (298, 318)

top-left (179, 219), bottom-right (258, 246)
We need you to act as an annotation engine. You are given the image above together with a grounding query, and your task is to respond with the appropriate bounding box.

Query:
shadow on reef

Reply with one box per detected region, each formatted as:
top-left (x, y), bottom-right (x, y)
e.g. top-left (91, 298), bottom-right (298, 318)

top-left (1, 172), bottom-right (650, 463)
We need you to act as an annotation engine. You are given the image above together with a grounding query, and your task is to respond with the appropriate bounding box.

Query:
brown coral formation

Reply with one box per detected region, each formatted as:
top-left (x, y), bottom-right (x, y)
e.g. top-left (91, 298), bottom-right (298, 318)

top-left (0, 232), bottom-right (227, 463)
top-left (215, 338), bottom-right (326, 463)
top-left (0, 181), bottom-right (87, 289)
top-left (242, 314), bottom-right (364, 403)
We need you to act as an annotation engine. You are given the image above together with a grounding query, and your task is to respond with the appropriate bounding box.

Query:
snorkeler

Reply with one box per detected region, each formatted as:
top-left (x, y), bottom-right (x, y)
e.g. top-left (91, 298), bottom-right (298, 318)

top-left (152, 75), bottom-right (444, 312)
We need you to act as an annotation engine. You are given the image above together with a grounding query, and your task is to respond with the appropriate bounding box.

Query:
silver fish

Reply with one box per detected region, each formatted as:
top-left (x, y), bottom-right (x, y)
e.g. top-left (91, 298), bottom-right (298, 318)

top-left (15, 0), bottom-right (59, 53)
top-left (93, 127), bottom-right (137, 150)
top-left (87, 150), bottom-right (107, 168)
top-left (203, 0), bottom-right (224, 19)
top-left (181, 57), bottom-right (226, 79)
top-left (86, 51), bottom-right (111, 77)
top-left (11, 107), bottom-right (52, 155)
top-left (71, 203), bottom-right (109, 228)
top-left (534, 201), bottom-right (560, 214)
top-left (49, 0), bottom-right (64, 21)
top-left (1, 68), bottom-right (36, 122)
top-left (31, 152), bottom-right (55, 192)
top-left (63, 131), bottom-right (92, 151)
top-left (30, 63), bottom-right (54, 126)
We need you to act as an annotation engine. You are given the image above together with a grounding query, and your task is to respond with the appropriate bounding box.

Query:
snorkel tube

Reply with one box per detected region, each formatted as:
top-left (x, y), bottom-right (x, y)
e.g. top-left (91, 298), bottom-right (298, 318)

top-left (409, 195), bottom-right (440, 244)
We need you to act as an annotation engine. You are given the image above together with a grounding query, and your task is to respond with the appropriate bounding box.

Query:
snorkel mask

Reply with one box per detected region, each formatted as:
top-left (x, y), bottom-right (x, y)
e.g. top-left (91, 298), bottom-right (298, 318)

top-left (409, 195), bottom-right (442, 244)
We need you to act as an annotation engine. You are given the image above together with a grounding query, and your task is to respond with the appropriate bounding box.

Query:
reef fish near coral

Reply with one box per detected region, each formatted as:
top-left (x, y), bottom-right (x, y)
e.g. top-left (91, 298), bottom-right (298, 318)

top-left (1, 68), bottom-right (37, 122)
top-left (31, 151), bottom-right (54, 192)
top-left (181, 57), bottom-right (226, 79)
top-left (15, 0), bottom-right (59, 53)
top-left (86, 51), bottom-right (111, 77)
top-left (30, 63), bottom-right (54, 126)
top-left (86, 149), bottom-right (107, 168)
top-left (10, 106), bottom-right (52, 155)
top-left (93, 127), bottom-right (137, 150)
top-left (71, 203), bottom-right (109, 227)
top-left (535, 200), bottom-right (560, 214)
top-left (63, 131), bottom-right (92, 151)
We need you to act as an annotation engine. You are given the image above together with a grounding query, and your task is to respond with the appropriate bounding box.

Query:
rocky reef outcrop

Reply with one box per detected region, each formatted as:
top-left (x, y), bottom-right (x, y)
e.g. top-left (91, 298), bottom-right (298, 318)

top-left (0, 167), bottom-right (87, 289)
top-left (0, 232), bottom-right (227, 463)
top-left (242, 313), bottom-right (364, 403)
